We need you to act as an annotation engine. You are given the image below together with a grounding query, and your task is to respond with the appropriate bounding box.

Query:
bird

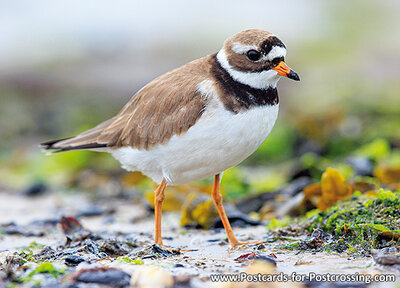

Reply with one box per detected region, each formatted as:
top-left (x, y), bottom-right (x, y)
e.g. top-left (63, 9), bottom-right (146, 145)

top-left (41, 29), bottom-right (300, 250)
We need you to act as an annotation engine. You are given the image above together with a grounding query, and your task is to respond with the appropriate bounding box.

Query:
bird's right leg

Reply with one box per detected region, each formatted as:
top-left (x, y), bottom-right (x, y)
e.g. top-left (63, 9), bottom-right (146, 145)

top-left (154, 179), bottom-right (167, 246)
top-left (153, 179), bottom-right (182, 253)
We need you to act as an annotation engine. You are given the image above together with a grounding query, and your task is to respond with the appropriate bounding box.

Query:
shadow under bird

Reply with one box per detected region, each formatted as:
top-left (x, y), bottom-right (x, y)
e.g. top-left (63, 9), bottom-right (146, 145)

top-left (41, 29), bottom-right (300, 250)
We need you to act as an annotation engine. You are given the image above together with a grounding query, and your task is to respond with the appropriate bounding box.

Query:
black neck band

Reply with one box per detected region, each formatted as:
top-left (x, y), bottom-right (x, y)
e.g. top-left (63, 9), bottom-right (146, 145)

top-left (211, 54), bottom-right (279, 113)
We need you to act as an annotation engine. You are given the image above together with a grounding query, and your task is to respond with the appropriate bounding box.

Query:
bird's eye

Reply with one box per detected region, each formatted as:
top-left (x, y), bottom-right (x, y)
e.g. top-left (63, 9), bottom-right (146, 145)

top-left (247, 50), bottom-right (261, 61)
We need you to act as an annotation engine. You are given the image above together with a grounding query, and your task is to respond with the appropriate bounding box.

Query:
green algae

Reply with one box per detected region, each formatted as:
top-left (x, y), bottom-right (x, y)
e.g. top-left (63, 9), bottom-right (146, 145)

top-left (266, 217), bottom-right (292, 231)
top-left (117, 256), bottom-right (144, 265)
top-left (28, 262), bottom-right (65, 278)
top-left (299, 189), bottom-right (400, 255)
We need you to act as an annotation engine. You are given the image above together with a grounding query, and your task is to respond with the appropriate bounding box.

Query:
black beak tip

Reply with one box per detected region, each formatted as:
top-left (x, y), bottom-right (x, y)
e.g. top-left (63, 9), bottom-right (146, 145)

top-left (287, 70), bottom-right (300, 81)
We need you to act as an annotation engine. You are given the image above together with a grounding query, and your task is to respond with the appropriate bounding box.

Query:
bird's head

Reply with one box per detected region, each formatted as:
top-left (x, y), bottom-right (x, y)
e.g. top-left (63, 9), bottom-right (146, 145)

top-left (217, 29), bottom-right (299, 89)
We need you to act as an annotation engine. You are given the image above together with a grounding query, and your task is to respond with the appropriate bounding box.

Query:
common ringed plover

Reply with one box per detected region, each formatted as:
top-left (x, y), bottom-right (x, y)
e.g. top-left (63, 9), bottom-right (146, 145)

top-left (42, 29), bottom-right (300, 250)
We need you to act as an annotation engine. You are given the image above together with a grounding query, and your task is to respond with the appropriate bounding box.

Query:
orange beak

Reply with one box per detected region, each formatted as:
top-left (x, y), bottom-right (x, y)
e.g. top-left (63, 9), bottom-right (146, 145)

top-left (272, 61), bottom-right (300, 81)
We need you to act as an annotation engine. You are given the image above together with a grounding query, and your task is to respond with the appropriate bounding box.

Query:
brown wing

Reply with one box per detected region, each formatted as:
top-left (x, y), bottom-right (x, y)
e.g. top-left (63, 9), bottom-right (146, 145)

top-left (41, 56), bottom-right (212, 152)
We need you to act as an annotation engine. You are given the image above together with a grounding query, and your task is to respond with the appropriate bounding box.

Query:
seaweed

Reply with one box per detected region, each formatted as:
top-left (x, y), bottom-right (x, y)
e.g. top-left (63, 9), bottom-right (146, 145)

top-left (294, 189), bottom-right (400, 255)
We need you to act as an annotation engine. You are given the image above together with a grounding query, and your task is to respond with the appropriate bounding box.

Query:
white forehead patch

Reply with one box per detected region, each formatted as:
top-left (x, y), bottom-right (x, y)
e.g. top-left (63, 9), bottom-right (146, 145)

top-left (266, 46), bottom-right (286, 61)
top-left (231, 42), bottom-right (259, 54)
top-left (216, 49), bottom-right (280, 89)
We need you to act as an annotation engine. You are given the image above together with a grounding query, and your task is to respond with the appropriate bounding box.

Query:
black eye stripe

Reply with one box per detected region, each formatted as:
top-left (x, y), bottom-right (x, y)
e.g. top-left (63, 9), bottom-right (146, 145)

top-left (261, 36), bottom-right (285, 55)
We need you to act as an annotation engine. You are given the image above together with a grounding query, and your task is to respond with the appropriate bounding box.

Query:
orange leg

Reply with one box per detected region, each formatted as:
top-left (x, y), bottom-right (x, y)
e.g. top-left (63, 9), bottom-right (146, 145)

top-left (153, 179), bottom-right (195, 253)
top-left (211, 174), bottom-right (264, 248)
top-left (154, 179), bottom-right (167, 245)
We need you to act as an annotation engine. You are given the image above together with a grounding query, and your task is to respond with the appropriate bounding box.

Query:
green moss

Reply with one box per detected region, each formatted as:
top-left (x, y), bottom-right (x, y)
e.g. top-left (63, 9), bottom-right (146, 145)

top-left (377, 189), bottom-right (397, 201)
top-left (355, 138), bottom-right (391, 160)
top-left (17, 262), bottom-right (65, 286)
top-left (18, 250), bottom-right (36, 263)
top-left (117, 256), bottom-right (144, 265)
top-left (266, 217), bottom-right (292, 230)
top-left (17, 241), bottom-right (45, 251)
top-left (300, 190), bottom-right (400, 254)
top-left (28, 262), bottom-right (65, 278)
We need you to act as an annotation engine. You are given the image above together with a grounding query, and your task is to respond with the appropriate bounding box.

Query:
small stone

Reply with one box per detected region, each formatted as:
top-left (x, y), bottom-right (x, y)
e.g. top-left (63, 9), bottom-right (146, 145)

top-left (83, 239), bottom-right (100, 255)
top-left (75, 267), bottom-right (131, 287)
top-left (99, 239), bottom-right (130, 256)
top-left (246, 260), bottom-right (275, 274)
top-left (173, 263), bottom-right (184, 268)
top-left (174, 274), bottom-right (191, 285)
top-left (131, 266), bottom-right (174, 288)
top-left (76, 205), bottom-right (105, 217)
top-left (372, 249), bottom-right (400, 265)
top-left (346, 156), bottom-right (374, 177)
top-left (236, 177), bottom-right (312, 214)
top-left (64, 255), bottom-right (85, 266)
top-left (23, 183), bottom-right (47, 197)
top-left (211, 213), bottom-right (260, 229)
top-left (234, 252), bottom-right (276, 265)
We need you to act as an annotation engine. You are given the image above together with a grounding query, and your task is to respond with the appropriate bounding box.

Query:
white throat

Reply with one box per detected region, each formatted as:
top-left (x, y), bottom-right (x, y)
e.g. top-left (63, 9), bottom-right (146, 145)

top-left (216, 49), bottom-right (281, 89)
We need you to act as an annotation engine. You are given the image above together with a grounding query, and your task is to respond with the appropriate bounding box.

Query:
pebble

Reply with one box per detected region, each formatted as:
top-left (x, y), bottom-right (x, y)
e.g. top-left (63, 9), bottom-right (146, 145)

top-left (211, 213), bottom-right (260, 229)
top-left (131, 266), bottom-right (174, 288)
top-left (234, 252), bottom-right (277, 266)
top-left (346, 156), bottom-right (374, 177)
top-left (64, 255), bottom-right (85, 266)
top-left (75, 205), bottom-right (105, 217)
top-left (23, 182), bottom-right (47, 197)
top-left (236, 177), bottom-right (312, 214)
top-left (372, 249), bottom-right (400, 266)
top-left (75, 267), bottom-right (131, 287)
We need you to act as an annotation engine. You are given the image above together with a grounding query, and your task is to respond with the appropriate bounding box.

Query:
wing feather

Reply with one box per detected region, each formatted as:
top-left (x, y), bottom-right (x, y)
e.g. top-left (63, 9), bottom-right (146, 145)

top-left (42, 55), bottom-right (213, 152)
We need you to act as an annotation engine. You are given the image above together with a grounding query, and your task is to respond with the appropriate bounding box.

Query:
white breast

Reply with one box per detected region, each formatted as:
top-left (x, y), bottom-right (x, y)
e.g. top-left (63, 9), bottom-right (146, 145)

top-left (110, 83), bottom-right (279, 185)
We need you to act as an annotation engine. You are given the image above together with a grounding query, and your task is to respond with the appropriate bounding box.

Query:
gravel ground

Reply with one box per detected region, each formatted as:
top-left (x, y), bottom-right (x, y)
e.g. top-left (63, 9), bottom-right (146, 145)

top-left (0, 191), bottom-right (399, 287)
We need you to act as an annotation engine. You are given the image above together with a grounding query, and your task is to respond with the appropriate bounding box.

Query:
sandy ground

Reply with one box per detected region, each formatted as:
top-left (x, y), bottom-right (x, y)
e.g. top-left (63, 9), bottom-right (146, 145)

top-left (0, 191), bottom-right (399, 287)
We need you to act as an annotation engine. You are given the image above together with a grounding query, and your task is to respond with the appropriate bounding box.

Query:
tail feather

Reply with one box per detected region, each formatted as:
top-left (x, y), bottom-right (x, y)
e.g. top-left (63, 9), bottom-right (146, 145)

top-left (41, 137), bottom-right (73, 149)
top-left (41, 139), bottom-right (107, 152)
top-left (41, 117), bottom-right (116, 152)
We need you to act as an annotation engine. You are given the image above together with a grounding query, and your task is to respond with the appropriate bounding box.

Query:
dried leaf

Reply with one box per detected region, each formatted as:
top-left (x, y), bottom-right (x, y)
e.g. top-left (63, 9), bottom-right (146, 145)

top-left (302, 168), bottom-right (353, 211)
top-left (302, 182), bottom-right (322, 207)
top-left (318, 168), bottom-right (352, 211)
top-left (235, 252), bottom-right (257, 261)
top-left (145, 188), bottom-right (186, 212)
top-left (180, 193), bottom-right (218, 229)
top-left (60, 216), bottom-right (83, 234)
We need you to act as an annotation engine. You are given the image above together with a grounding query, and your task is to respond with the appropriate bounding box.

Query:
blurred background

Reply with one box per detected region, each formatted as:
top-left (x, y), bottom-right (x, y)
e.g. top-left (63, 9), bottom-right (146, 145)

top-left (1, 0), bottom-right (400, 202)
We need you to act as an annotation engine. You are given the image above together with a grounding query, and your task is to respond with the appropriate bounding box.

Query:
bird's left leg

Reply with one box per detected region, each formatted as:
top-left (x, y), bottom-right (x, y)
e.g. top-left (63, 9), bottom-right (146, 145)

top-left (211, 174), bottom-right (264, 248)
